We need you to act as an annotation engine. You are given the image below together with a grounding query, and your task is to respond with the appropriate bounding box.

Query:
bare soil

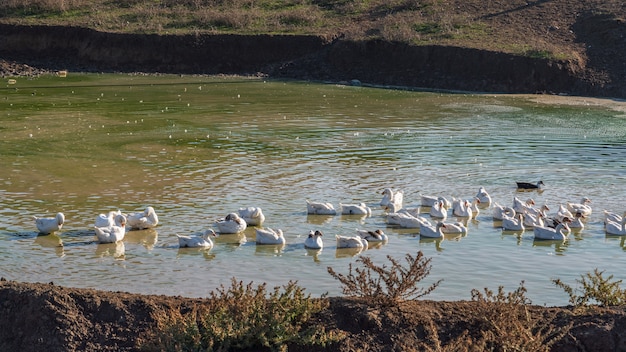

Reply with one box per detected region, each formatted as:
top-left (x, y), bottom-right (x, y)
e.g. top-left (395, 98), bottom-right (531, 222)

top-left (1, 279), bottom-right (626, 351)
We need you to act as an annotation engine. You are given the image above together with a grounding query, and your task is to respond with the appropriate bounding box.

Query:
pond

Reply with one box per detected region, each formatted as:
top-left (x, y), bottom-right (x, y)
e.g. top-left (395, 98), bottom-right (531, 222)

top-left (1, 74), bottom-right (626, 306)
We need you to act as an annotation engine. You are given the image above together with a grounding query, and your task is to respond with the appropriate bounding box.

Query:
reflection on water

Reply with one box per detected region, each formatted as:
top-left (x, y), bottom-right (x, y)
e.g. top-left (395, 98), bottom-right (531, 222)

top-left (1, 75), bottom-right (626, 306)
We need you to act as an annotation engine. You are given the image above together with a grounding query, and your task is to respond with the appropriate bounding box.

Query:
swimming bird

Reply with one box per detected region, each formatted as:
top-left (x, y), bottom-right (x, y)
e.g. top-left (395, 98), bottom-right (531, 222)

top-left (255, 227), bottom-right (286, 245)
top-left (356, 229), bottom-right (388, 242)
top-left (304, 230), bottom-right (324, 249)
top-left (502, 213), bottom-right (525, 231)
top-left (523, 211), bottom-right (544, 229)
top-left (569, 212), bottom-right (585, 230)
top-left (516, 181), bottom-right (545, 189)
top-left (556, 204), bottom-right (574, 223)
top-left (512, 197), bottom-right (535, 215)
top-left (492, 203), bottom-right (515, 220)
top-left (605, 217), bottom-right (626, 236)
top-left (336, 235), bottom-right (368, 249)
top-left (94, 210), bottom-right (122, 228)
top-left (340, 202), bottom-right (372, 216)
top-left (238, 206), bottom-right (265, 226)
top-left (440, 221), bottom-right (468, 235)
top-left (34, 212), bottom-right (65, 235)
top-left (429, 199), bottom-right (448, 219)
top-left (388, 211), bottom-right (430, 228)
top-left (216, 212), bottom-right (247, 234)
top-left (475, 186), bottom-right (492, 206)
top-left (126, 206), bottom-right (159, 230)
top-left (534, 219), bottom-right (571, 240)
top-left (306, 200), bottom-right (337, 215)
top-left (453, 198), bottom-right (480, 218)
top-left (94, 214), bottom-right (126, 243)
top-left (419, 221), bottom-right (447, 238)
top-left (420, 194), bottom-right (452, 208)
top-left (176, 229), bottom-right (216, 248)
top-left (380, 188), bottom-right (403, 213)
top-left (604, 210), bottom-right (626, 226)
top-left (567, 197), bottom-right (592, 216)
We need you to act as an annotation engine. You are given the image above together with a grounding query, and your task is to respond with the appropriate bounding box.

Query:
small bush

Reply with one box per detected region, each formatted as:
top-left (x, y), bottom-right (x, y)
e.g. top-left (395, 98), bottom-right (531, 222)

top-left (327, 251), bottom-right (442, 306)
top-left (552, 268), bottom-right (626, 309)
top-left (144, 278), bottom-right (340, 352)
top-left (463, 281), bottom-right (570, 352)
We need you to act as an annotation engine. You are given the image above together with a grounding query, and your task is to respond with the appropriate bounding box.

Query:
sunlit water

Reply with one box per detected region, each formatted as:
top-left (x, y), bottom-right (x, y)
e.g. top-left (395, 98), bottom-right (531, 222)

top-left (1, 74), bottom-right (626, 306)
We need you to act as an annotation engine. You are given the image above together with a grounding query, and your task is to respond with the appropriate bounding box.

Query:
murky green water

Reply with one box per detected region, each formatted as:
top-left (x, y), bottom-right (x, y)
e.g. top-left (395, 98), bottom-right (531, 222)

top-left (1, 74), bottom-right (626, 306)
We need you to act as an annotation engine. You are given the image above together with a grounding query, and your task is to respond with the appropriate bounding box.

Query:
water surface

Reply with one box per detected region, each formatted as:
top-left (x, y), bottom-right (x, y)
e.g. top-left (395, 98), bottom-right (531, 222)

top-left (1, 74), bottom-right (626, 306)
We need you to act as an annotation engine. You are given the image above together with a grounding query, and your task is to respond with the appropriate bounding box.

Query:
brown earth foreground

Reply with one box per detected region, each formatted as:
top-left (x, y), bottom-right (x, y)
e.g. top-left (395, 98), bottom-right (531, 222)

top-left (1, 279), bottom-right (626, 352)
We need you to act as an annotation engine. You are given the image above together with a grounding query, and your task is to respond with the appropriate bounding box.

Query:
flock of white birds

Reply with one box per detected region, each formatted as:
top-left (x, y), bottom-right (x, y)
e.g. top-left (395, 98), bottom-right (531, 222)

top-left (30, 183), bottom-right (626, 254)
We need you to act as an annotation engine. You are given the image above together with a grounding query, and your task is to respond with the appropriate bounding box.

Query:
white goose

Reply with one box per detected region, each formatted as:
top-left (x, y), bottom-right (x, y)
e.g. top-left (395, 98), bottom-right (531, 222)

top-left (176, 229), bottom-right (216, 248)
top-left (421, 194), bottom-right (452, 208)
top-left (523, 211), bottom-right (544, 229)
top-left (502, 213), bottom-right (525, 231)
top-left (304, 230), bottom-right (324, 249)
top-left (569, 213), bottom-right (585, 230)
top-left (453, 198), bottom-right (480, 218)
top-left (336, 235), bottom-right (368, 249)
top-left (95, 210), bottom-right (122, 228)
top-left (126, 206), bottom-right (159, 230)
top-left (398, 207), bottom-right (421, 218)
top-left (440, 221), bottom-right (468, 235)
top-left (238, 206), bottom-right (265, 226)
top-left (380, 188), bottom-right (403, 213)
top-left (94, 214), bottom-right (127, 243)
top-left (255, 227), bottom-right (286, 245)
top-left (567, 197), bottom-right (592, 217)
top-left (216, 213), bottom-right (247, 234)
top-left (419, 221), bottom-right (446, 239)
top-left (356, 229), bottom-right (388, 242)
top-left (556, 204), bottom-right (574, 222)
top-left (604, 210), bottom-right (626, 226)
top-left (339, 202), bottom-right (372, 216)
top-left (475, 186), bottom-right (492, 206)
top-left (429, 200), bottom-right (448, 220)
top-left (512, 197), bottom-right (535, 215)
top-left (34, 212), bottom-right (65, 234)
top-left (388, 212), bottom-right (430, 228)
top-left (605, 217), bottom-right (626, 236)
top-left (534, 219), bottom-right (571, 240)
top-left (492, 203), bottom-right (515, 221)
top-left (306, 200), bottom-right (337, 215)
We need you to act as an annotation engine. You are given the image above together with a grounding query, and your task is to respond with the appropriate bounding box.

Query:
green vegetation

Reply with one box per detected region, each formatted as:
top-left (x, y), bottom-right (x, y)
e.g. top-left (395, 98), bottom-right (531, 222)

top-left (142, 278), bottom-right (342, 351)
top-left (327, 251), bottom-right (442, 306)
top-left (552, 268), bottom-right (626, 309)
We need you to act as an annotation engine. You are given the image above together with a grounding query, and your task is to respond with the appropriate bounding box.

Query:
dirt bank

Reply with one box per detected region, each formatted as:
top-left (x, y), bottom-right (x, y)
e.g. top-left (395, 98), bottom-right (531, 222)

top-left (0, 19), bottom-right (625, 98)
top-left (1, 279), bottom-right (626, 351)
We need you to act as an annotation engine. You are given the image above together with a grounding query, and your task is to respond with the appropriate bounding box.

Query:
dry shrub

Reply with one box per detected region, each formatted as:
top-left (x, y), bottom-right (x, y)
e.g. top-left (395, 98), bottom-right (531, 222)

top-left (142, 278), bottom-right (340, 352)
top-left (327, 251), bottom-right (442, 306)
top-left (445, 281), bottom-right (571, 352)
top-left (552, 268), bottom-right (626, 310)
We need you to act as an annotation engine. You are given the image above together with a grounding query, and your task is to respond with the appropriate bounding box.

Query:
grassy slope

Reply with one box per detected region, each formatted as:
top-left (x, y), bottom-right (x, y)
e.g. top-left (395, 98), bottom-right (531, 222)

top-left (0, 0), bottom-right (623, 61)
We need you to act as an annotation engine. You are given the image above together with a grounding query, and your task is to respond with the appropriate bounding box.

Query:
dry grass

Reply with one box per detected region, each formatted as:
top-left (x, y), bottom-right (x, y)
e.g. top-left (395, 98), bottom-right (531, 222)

top-left (553, 268), bottom-right (626, 311)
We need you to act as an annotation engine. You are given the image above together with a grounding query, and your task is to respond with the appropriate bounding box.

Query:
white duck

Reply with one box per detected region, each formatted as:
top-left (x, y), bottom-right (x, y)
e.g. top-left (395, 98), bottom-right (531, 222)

top-left (340, 202), bottom-right (372, 216)
top-left (567, 197), bottom-right (592, 216)
top-left (523, 211), bottom-right (544, 229)
top-left (176, 229), bottom-right (216, 248)
top-left (556, 204), bottom-right (574, 222)
top-left (512, 197), bottom-right (535, 215)
top-left (94, 210), bottom-right (122, 228)
top-left (453, 198), bottom-right (480, 218)
top-left (336, 235), bottom-right (368, 249)
top-left (502, 213), bottom-right (525, 231)
top-left (569, 213), bottom-right (585, 230)
top-left (429, 199), bottom-right (448, 219)
top-left (492, 203), bottom-right (515, 221)
top-left (475, 187), bottom-right (492, 206)
top-left (94, 214), bottom-right (127, 243)
top-left (238, 206), bottom-right (265, 226)
top-left (34, 212), bottom-right (65, 234)
top-left (255, 227), bottom-right (286, 245)
top-left (388, 212), bottom-right (430, 228)
top-left (126, 206), bottom-right (159, 230)
top-left (306, 200), bottom-right (337, 215)
top-left (440, 221), bottom-right (468, 235)
top-left (605, 217), bottom-right (626, 236)
top-left (420, 195), bottom-right (452, 208)
top-left (380, 188), bottom-right (403, 213)
top-left (356, 229), bottom-right (388, 242)
top-left (304, 230), bottom-right (324, 249)
top-left (398, 207), bottom-right (421, 218)
top-left (419, 221), bottom-right (446, 238)
top-left (534, 220), bottom-right (571, 240)
top-left (604, 210), bottom-right (626, 225)
top-left (216, 212), bottom-right (247, 234)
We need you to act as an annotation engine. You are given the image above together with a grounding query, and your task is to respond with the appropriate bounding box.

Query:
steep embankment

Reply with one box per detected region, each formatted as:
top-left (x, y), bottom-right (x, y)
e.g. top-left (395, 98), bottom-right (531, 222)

top-left (0, 19), bottom-right (624, 98)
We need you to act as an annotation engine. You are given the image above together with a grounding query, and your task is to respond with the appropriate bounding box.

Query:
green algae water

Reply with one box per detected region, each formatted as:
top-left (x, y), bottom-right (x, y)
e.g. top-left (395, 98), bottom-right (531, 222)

top-left (1, 73), bottom-right (626, 306)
